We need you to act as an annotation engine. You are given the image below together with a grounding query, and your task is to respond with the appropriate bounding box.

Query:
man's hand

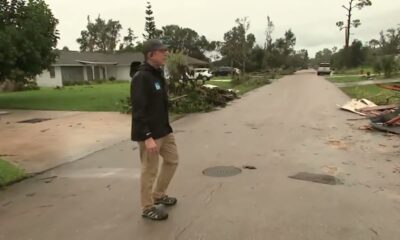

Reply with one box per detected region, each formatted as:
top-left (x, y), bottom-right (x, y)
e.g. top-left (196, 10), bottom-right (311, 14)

top-left (145, 138), bottom-right (158, 154)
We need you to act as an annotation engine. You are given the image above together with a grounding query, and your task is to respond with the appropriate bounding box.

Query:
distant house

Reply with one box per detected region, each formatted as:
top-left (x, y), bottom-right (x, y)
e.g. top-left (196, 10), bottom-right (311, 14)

top-left (36, 50), bottom-right (209, 87)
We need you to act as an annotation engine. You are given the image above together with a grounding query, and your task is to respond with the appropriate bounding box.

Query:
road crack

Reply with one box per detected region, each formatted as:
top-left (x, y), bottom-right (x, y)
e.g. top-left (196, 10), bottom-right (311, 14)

top-left (175, 219), bottom-right (195, 240)
top-left (204, 183), bottom-right (223, 205)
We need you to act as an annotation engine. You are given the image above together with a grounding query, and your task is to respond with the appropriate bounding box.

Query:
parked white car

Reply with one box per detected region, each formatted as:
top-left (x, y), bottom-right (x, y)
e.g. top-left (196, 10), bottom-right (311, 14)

top-left (317, 63), bottom-right (332, 75)
top-left (193, 68), bottom-right (213, 81)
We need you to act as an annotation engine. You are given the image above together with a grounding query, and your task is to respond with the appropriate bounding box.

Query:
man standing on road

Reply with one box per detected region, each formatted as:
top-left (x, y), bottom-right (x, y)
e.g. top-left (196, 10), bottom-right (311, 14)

top-left (131, 39), bottom-right (179, 221)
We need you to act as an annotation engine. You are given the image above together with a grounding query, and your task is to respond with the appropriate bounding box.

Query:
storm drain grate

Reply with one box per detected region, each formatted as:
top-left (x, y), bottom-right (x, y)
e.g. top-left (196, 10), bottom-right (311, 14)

top-left (18, 118), bottom-right (52, 124)
top-left (203, 166), bottom-right (242, 177)
top-left (289, 172), bottom-right (343, 185)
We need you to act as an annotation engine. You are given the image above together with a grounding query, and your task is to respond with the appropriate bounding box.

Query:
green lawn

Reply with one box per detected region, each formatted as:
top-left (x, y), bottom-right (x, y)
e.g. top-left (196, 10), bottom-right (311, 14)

top-left (212, 76), bottom-right (232, 81)
top-left (208, 77), bottom-right (271, 94)
top-left (0, 83), bottom-right (130, 112)
top-left (341, 85), bottom-right (400, 105)
top-left (328, 73), bottom-right (400, 83)
top-left (0, 159), bottom-right (26, 187)
top-left (327, 76), bottom-right (366, 83)
top-left (0, 77), bottom-right (271, 112)
top-left (333, 67), bottom-right (374, 75)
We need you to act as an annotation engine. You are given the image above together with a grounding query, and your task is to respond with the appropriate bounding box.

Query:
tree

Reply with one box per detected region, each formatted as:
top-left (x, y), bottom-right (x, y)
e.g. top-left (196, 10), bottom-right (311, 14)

top-left (314, 48), bottom-right (333, 64)
top-left (263, 16), bottom-right (275, 69)
top-left (283, 29), bottom-right (296, 56)
top-left (143, 1), bottom-right (162, 40)
top-left (380, 55), bottom-right (396, 78)
top-left (336, 0), bottom-right (372, 48)
top-left (62, 46), bottom-right (70, 51)
top-left (247, 45), bottom-right (265, 72)
top-left (270, 29), bottom-right (297, 69)
top-left (369, 39), bottom-right (380, 49)
top-left (0, 0), bottom-right (59, 82)
top-left (379, 25), bottom-right (400, 55)
top-left (119, 28), bottom-right (138, 52)
top-left (348, 39), bottom-right (367, 66)
top-left (221, 17), bottom-right (255, 73)
top-left (332, 40), bottom-right (368, 68)
top-left (298, 49), bottom-right (309, 68)
top-left (77, 15), bottom-right (122, 53)
top-left (160, 25), bottom-right (213, 60)
top-left (263, 29), bottom-right (298, 70)
top-left (264, 16), bottom-right (274, 50)
top-left (166, 52), bottom-right (187, 81)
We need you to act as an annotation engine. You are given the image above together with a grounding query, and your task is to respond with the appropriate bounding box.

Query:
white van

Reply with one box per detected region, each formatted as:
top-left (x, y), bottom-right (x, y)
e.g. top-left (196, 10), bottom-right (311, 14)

top-left (317, 63), bottom-right (332, 75)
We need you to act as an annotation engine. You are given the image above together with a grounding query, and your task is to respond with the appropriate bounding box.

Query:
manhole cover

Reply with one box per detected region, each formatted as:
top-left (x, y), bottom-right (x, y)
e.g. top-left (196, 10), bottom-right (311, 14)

top-left (203, 166), bottom-right (241, 177)
top-left (289, 172), bottom-right (343, 185)
top-left (18, 118), bottom-right (52, 124)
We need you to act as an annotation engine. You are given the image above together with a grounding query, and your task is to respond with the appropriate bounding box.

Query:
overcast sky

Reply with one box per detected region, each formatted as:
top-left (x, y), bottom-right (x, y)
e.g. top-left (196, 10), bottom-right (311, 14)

top-left (45, 0), bottom-right (400, 57)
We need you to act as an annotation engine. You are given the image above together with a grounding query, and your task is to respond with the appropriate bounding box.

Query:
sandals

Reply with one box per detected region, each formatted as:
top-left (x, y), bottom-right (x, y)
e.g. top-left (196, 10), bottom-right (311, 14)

top-left (141, 196), bottom-right (177, 221)
top-left (154, 195), bottom-right (178, 206)
top-left (142, 206), bottom-right (168, 221)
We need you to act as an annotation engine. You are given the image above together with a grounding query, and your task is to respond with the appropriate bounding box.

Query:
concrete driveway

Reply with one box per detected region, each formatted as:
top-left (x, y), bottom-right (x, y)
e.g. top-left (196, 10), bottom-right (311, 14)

top-left (0, 70), bottom-right (399, 240)
top-left (0, 110), bottom-right (130, 174)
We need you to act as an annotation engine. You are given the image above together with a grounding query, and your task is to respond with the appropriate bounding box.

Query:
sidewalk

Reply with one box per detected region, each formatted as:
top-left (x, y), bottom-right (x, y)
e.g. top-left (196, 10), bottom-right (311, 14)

top-left (335, 78), bottom-right (400, 88)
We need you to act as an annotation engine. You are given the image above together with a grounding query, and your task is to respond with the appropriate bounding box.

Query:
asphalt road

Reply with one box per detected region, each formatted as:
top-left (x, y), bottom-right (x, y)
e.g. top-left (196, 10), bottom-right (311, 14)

top-left (1, 70), bottom-right (399, 240)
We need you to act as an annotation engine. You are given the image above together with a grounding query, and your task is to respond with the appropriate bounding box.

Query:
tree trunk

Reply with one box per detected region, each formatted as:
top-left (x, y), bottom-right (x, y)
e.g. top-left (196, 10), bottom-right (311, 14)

top-left (231, 59), bottom-right (234, 78)
top-left (345, 0), bottom-right (354, 48)
top-left (346, 13), bottom-right (351, 48)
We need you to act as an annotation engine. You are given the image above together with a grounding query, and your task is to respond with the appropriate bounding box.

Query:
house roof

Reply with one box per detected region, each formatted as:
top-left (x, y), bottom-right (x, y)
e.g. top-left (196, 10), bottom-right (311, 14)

top-left (54, 50), bottom-right (209, 67)
top-left (54, 51), bottom-right (143, 66)
top-left (185, 56), bottom-right (209, 66)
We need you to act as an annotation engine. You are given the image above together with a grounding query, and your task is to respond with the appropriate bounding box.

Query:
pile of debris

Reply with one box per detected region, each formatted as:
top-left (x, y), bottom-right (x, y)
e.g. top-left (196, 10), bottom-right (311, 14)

top-left (201, 84), bottom-right (238, 106)
top-left (339, 99), bottom-right (400, 134)
top-left (169, 85), bottom-right (239, 113)
top-left (370, 108), bottom-right (400, 134)
top-left (120, 84), bottom-right (239, 114)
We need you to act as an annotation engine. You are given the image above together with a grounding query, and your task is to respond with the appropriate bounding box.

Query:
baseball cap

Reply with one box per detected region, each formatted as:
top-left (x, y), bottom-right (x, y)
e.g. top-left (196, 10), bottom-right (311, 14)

top-left (142, 39), bottom-right (169, 55)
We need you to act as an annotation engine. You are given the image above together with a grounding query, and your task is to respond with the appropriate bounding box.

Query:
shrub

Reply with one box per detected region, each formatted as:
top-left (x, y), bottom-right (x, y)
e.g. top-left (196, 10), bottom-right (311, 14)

top-left (381, 55), bottom-right (396, 78)
top-left (374, 55), bottom-right (396, 78)
top-left (0, 80), bottom-right (21, 92)
top-left (373, 60), bottom-right (382, 75)
top-left (63, 81), bottom-right (71, 86)
top-left (232, 74), bottom-right (250, 86)
top-left (119, 97), bottom-right (132, 114)
top-left (166, 52), bottom-right (187, 83)
top-left (280, 68), bottom-right (296, 75)
top-left (90, 80), bottom-right (105, 85)
top-left (23, 81), bottom-right (40, 91)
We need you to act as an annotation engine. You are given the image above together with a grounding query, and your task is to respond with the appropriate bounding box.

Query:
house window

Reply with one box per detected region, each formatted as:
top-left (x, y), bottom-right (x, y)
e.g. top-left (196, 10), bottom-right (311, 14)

top-left (49, 67), bottom-right (56, 78)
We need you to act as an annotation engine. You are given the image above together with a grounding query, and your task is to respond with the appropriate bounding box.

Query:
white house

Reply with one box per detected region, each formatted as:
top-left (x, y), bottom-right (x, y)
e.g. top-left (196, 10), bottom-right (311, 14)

top-left (36, 50), bottom-right (209, 87)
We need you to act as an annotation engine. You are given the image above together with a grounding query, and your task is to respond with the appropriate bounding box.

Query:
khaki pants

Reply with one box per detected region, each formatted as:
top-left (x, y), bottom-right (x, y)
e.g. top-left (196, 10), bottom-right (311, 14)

top-left (138, 134), bottom-right (179, 210)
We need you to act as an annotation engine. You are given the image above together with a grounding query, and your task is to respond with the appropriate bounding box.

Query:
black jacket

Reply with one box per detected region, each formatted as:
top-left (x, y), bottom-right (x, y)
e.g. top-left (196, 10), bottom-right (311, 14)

top-left (131, 63), bottom-right (172, 141)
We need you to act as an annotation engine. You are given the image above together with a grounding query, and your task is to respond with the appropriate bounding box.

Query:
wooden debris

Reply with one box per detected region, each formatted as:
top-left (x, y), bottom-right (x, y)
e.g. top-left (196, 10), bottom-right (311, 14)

top-left (358, 104), bottom-right (397, 112)
top-left (359, 125), bottom-right (373, 131)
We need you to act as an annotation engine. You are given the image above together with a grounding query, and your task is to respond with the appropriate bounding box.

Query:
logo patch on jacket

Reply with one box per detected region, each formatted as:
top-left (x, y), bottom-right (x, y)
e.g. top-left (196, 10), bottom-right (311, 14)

top-left (154, 81), bottom-right (161, 90)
